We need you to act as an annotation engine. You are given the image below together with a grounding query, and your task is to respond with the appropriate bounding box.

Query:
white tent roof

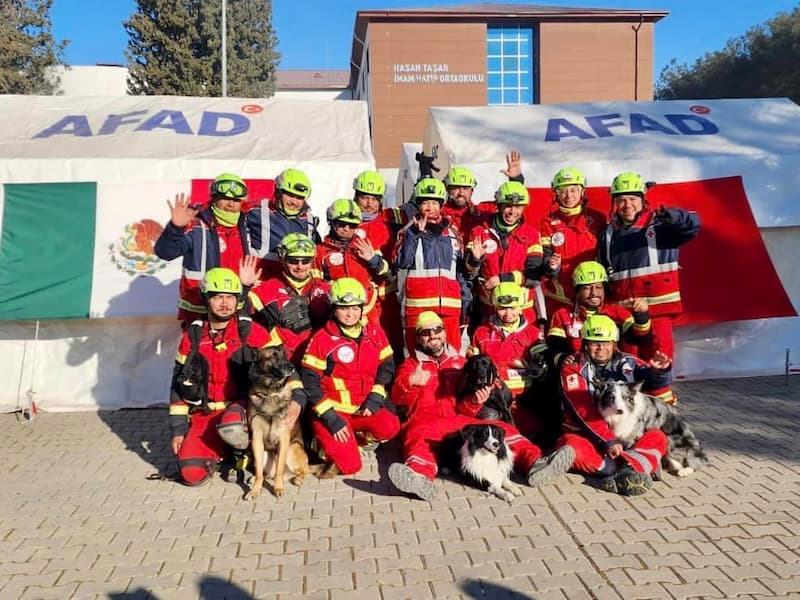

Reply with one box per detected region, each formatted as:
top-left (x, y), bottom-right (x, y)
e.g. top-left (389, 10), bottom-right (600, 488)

top-left (424, 98), bottom-right (800, 227)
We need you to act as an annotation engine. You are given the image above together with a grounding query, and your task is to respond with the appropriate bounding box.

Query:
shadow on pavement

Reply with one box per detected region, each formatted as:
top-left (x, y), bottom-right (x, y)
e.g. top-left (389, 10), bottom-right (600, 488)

top-left (461, 578), bottom-right (536, 599)
top-left (107, 576), bottom-right (255, 599)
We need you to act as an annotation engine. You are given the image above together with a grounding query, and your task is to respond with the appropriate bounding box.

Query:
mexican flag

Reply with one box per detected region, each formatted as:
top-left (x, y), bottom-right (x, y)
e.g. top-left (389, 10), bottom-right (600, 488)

top-left (0, 179), bottom-right (276, 321)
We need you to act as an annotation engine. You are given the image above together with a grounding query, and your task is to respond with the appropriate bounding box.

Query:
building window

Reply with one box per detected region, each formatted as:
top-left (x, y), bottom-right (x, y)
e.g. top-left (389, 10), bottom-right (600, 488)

top-left (487, 24), bottom-right (534, 105)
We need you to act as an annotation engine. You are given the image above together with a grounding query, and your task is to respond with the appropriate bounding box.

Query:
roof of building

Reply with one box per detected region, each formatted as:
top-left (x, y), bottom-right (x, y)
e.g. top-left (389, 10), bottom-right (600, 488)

top-left (277, 70), bottom-right (350, 90)
top-left (350, 2), bottom-right (669, 87)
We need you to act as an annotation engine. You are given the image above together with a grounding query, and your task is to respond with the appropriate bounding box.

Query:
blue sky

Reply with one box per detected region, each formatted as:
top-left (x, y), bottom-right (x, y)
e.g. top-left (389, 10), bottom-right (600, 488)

top-left (52, 0), bottom-right (798, 78)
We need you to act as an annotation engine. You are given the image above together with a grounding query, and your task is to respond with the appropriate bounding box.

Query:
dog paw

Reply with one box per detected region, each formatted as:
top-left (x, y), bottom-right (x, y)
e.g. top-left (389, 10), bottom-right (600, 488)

top-left (505, 482), bottom-right (524, 497)
top-left (273, 486), bottom-right (285, 497)
top-left (290, 474), bottom-right (306, 487)
top-left (676, 467), bottom-right (694, 478)
top-left (245, 478), bottom-right (264, 501)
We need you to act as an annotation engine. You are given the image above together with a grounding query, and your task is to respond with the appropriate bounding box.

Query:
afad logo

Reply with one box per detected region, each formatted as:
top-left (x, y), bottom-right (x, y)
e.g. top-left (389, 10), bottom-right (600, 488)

top-left (32, 103), bottom-right (264, 139)
top-left (108, 218), bottom-right (169, 277)
top-left (544, 105), bottom-right (718, 142)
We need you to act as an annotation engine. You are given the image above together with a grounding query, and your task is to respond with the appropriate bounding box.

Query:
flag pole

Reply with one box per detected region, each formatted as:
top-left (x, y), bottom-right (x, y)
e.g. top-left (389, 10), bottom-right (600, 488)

top-left (221, 0), bottom-right (228, 97)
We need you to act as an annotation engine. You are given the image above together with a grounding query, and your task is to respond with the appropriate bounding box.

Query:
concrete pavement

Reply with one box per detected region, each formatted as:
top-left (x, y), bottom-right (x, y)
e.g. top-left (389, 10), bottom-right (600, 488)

top-left (1, 375), bottom-right (799, 599)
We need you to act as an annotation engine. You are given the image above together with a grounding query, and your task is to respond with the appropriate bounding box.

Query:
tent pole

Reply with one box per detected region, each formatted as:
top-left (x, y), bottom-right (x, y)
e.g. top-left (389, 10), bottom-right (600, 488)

top-left (24, 320), bottom-right (40, 422)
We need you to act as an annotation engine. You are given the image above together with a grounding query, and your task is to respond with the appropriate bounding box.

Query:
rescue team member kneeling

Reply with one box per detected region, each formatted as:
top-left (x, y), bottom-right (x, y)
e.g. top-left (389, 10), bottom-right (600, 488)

top-left (387, 311), bottom-right (545, 502)
top-left (168, 267), bottom-right (303, 486)
top-left (300, 277), bottom-right (400, 478)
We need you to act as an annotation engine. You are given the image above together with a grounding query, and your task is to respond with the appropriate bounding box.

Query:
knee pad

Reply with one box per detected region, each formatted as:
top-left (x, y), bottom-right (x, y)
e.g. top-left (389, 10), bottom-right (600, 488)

top-left (217, 404), bottom-right (250, 450)
top-left (179, 458), bottom-right (215, 486)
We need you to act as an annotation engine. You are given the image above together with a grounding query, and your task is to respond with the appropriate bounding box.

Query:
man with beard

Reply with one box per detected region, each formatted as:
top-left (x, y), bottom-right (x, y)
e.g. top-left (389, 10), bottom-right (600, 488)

top-left (168, 268), bottom-right (294, 486)
top-left (387, 311), bottom-right (546, 501)
top-left (547, 260), bottom-right (652, 369)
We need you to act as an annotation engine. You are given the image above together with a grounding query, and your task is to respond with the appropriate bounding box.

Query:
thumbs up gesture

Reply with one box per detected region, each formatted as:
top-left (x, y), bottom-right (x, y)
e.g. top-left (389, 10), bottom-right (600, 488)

top-left (408, 361), bottom-right (431, 387)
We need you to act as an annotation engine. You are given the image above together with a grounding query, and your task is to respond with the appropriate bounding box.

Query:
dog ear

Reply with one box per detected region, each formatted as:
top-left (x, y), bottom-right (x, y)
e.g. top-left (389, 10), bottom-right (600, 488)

top-left (629, 381), bottom-right (644, 394)
top-left (487, 356), bottom-right (498, 381)
top-left (592, 376), bottom-right (606, 390)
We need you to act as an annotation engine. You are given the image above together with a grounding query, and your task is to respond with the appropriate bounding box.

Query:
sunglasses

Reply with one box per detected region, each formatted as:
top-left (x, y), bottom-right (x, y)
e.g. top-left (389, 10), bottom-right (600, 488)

top-left (417, 325), bottom-right (444, 337)
top-left (285, 257), bottom-right (313, 265)
top-left (500, 194), bottom-right (526, 203)
top-left (210, 179), bottom-right (247, 199)
top-left (334, 220), bottom-right (359, 229)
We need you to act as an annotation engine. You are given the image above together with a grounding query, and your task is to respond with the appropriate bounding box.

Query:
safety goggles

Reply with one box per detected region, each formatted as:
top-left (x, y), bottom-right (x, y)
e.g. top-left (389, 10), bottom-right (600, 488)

top-left (210, 179), bottom-right (247, 199)
top-left (285, 257), bottom-right (313, 265)
top-left (284, 182), bottom-right (309, 195)
top-left (495, 295), bottom-right (520, 307)
top-left (417, 325), bottom-right (444, 337)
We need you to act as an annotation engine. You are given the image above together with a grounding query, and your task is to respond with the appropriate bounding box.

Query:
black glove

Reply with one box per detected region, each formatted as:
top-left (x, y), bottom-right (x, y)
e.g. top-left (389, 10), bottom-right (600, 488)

top-left (360, 392), bottom-right (384, 415)
top-left (319, 408), bottom-right (347, 435)
top-left (656, 205), bottom-right (674, 224)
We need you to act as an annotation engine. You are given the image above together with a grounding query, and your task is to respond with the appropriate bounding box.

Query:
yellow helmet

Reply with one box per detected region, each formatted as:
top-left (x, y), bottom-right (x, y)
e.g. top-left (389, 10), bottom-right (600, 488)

top-left (330, 277), bottom-right (366, 306)
top-left (200, 267), bottom-right (242, 296)
top-left (444, 166), bottom-right (477, 188)
top-left (581, 314), bottom-right (619, 342)
top-left (414, 178), bottom-right (447, 204)
top-left (572, 261), bottom-right (609, 287)
top-left (494, 181), bottom-right (529, 205)
top-left (610, 172), bottom-right (645, 196)
top-left (277, 233), bottom-right (316, 259)
top-left (551, 167), bottom-right (586, 190)
top-left (353, 171), bottom-right (386, 197)
top-left (326, 198), bottom-right (362, 225)
top-left (492, 282), bottom-right (525, 308)
top-left (210, 173), bottom-right (247, 200)
top-left (415, 310), bottom-right (444, 331)
top-left (276, 168), bottom-right (311, 199)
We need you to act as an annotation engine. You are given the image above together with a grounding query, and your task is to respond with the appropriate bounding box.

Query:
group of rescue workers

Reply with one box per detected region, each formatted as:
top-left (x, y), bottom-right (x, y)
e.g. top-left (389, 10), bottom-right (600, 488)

top-left (154, 153), bottom-right (700, 499)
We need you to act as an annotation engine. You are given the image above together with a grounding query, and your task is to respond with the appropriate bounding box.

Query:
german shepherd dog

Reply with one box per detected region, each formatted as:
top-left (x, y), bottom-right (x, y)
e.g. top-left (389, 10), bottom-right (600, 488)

top-left (245, 346), bottom-right (309, 499)
top-left (593, 378), bottom-right (709, 477)
top-left (460, 354), bottom-right (515, 424)
top-left (438, 423), bottom-right (523, 502)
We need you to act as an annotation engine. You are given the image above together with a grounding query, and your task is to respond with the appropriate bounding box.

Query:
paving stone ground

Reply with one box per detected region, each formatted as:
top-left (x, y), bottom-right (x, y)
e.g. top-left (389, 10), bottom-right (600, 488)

top-left (1, 376), bottom-right (799, 600)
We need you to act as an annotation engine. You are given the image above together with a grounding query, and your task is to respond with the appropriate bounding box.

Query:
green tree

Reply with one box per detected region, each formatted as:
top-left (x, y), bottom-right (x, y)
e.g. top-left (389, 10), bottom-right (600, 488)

top-left (656, 7), bottom-right (800, 103)
top-left (125, 0), bottom-right (280, 96)
top-left (0, 0), bottom-right (68, 95)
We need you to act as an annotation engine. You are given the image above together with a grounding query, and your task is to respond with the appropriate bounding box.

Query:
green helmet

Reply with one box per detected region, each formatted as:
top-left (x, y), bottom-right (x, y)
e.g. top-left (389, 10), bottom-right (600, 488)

top-left (277, 232), bottom-right (316, 259)
top-left (572, 261), bottom-right (609, 287)
top-left (444, 166), bottom-right (477, 188)
top-left (327, 198), bottom-right (362, 225)
top-left (353, 171), bottom-right (386, 197)
top-left (276, 168), bottom-right (311, 199)
top-left (210, 173), bottom-right (247, 200)
top-left (414, 177), bottom-right (447, 204)
top-left (581, 314), bottom-right (619, 342)
top-left (493, 282), bottom-right (525, 308)
top-left (551, 167), bottom-right (586, 190)
top-left (610, 172), bottom-right (645, 196)
top-left (495, 181), bottom-right (529, 205)
top-left (200, 267), bottom-right (242, 296)
top-left (330, 277), bottom-right (367, 306)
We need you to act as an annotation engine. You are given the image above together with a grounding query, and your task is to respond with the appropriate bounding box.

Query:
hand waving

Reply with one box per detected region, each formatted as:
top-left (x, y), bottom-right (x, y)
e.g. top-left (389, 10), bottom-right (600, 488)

top-left (238, 255), bottom-right (262, 288)
top-left (167, 193), bottom-right (199, 228)
top-left (500, 149), bottom-right (522, 179)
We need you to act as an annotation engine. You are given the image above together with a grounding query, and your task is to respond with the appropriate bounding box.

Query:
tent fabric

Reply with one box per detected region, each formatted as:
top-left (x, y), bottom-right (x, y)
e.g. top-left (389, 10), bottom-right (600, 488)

top-left (0, 95), bottom-right (375, 412)
top-left (422, 98), bottom-right (800, 380)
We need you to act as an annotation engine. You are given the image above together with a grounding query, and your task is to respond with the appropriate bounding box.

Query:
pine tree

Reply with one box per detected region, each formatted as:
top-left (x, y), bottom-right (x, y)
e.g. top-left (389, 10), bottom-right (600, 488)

top-left (656, 7), bottom-right (800, 104)
top-left (125, 0), bottom-right (280, 97)
top-left (0, 0), bottom-right (68, 95)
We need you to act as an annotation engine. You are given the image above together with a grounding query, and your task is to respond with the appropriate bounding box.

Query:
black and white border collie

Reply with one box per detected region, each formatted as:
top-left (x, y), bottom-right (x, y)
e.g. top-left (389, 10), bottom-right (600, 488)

top-left (593, 378), bottom-right (710, 477)
top-left (439, 423), bottom-right (523, 502)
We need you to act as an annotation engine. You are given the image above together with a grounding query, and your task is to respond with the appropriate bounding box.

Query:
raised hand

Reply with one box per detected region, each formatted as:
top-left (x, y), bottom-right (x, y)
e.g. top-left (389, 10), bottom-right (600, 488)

top-left (628, 297), bottom-right (649, 313)
top-left (469, 235), bottom-right (486, 261)
top-left (238, 255), bottom-right (262, 288)
top-left (351, 236), bottom-right (376, 261)
top-left (483, 275), bottom-right (501, 291)
top-left (167, 193), bottom-right (199, 228)
top-left (548, 252), bottom-right (562, 271)
top-left (500, 149), bottom-right (522, 178)
top-left (413, 213), bottom-right (428, 232)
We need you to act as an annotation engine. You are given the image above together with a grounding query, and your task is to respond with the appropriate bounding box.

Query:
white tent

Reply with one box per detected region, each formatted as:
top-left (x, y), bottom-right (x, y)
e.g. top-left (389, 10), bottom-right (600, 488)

top-left (423, 98), bottom-right (800, 379)
top-left (0, 95), bottom-right (375, 412)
